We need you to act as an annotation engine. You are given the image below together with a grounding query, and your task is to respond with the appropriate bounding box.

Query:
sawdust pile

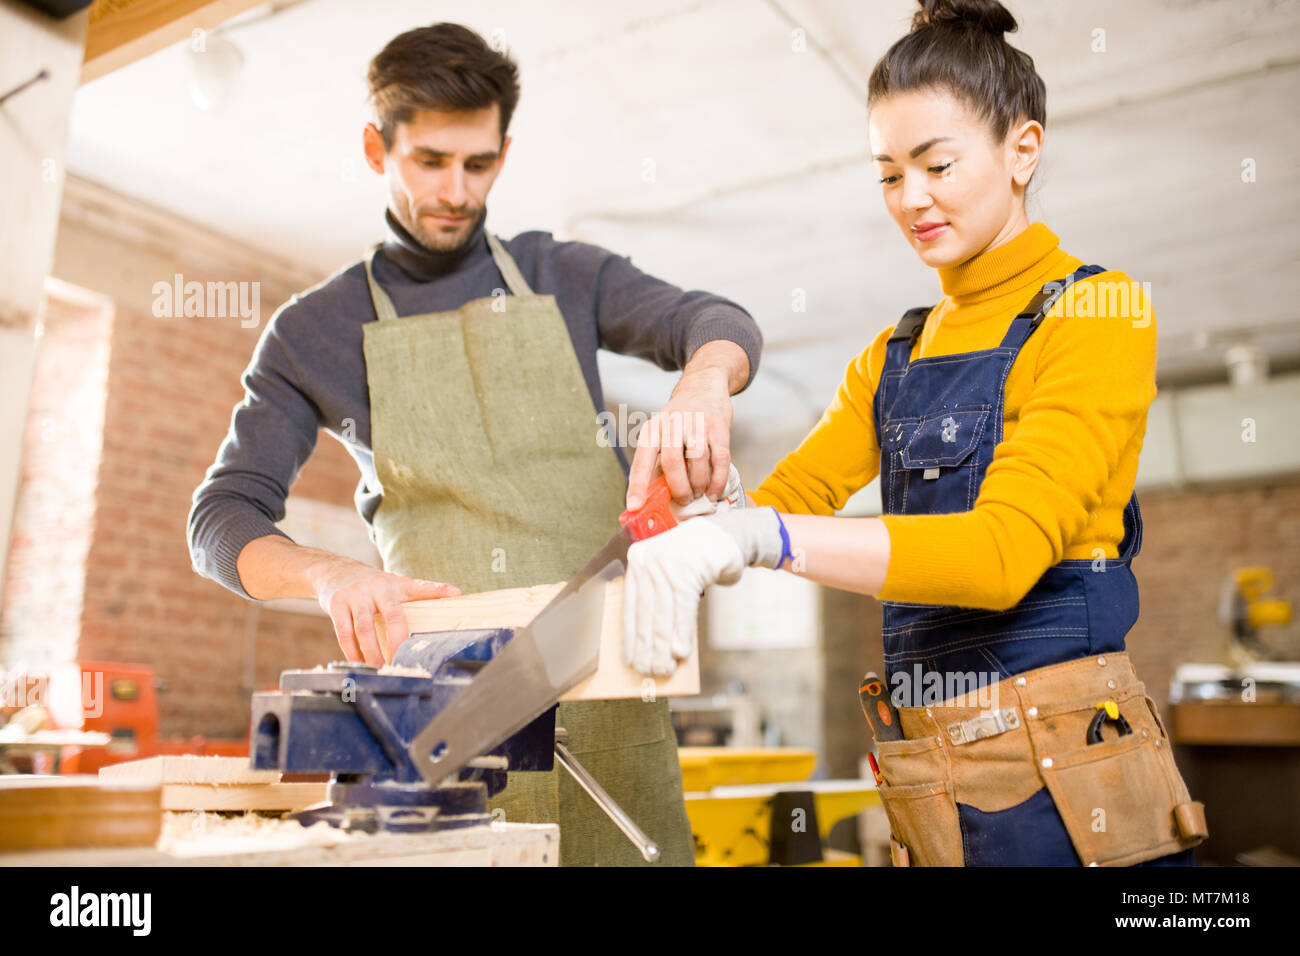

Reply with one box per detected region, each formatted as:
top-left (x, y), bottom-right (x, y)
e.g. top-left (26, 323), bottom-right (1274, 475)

top-left (158, 811), bottom-right (351, 857)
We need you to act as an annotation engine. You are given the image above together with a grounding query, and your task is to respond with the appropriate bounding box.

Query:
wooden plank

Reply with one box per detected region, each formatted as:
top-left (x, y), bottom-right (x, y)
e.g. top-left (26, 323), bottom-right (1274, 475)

top-left (82, 0), bottom-right (264, 84)
top-left (99, 755), bottom-right (276, 785)
top-left (157, 783), bottom-right (327, 812)
top-left (98, 756), bottom-right (327, 811)
top-left (0, 775), bottom-right (161, 851)
top-left (390, 578), bottom-right (700, 700)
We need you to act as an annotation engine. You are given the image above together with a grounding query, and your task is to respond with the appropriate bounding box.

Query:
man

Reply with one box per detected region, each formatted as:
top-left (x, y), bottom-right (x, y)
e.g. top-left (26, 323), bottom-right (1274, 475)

top-left (187, 23), bottom-right (761, 866)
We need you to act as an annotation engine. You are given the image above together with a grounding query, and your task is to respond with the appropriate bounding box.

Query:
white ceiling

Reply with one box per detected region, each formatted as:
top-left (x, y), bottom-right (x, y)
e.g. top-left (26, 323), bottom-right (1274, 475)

top-left (68, 0), bottom-right (1300, 468)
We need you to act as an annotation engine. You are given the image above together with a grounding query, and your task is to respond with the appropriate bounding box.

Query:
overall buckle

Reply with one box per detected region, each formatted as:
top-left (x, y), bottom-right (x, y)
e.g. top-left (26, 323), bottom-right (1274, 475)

top-left (947, 707), bottom-right (1020, 746)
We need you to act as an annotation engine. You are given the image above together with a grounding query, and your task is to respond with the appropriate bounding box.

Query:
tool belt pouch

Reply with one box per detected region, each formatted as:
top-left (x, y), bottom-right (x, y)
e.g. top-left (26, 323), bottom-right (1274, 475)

top-left (1032, 682), bottom-right (1208, 866)
top-left (871, 656), bottom-right (1208, 868)
top-left (873, 735), bottom-right (964, 867)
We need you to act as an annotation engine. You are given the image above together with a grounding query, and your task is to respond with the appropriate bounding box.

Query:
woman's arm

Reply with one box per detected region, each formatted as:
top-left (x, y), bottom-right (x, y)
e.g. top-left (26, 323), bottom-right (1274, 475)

top-left (778, 513), bottom-right (892, 596)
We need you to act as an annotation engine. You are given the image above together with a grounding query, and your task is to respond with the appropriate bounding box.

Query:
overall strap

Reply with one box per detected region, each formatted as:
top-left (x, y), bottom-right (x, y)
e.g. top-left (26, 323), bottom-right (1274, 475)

top-left (874, 306), bottom-right (931, 445)
top-left (364, 243), bottom-right (400, 323)
top-left (884, 305), bottom-right (933, 372)
top-left (485, 232), bottom-right (535, 297)
top-left (998, 264), bottom-right (1108, 351)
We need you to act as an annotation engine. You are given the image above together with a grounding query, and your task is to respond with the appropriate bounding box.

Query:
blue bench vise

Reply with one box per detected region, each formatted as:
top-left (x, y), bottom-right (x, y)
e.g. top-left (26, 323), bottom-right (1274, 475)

top-left (249, 628), bottom-right (555, 833)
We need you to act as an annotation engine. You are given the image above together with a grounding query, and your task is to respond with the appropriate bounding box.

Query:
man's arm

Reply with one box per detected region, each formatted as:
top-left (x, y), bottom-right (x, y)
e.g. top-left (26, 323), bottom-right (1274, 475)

top-left (235, 534), bottom-right (459, 663)
top-left (187, 305), bottom-right (457, 665)
top-left (558, 243), bottom-right (761, 508)
top-left (187, 307), bottom-right (320, 598)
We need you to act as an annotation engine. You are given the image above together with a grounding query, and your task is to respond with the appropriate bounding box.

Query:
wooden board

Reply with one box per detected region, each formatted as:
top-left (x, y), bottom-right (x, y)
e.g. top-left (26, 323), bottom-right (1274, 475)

top-left (98, 755), bottom-right (327, 811)
top-left (99, 755), bottom-right (275, 785)
top-left (0, 775), bottom-right (161, 851)
top-left (390, 578), bottom-right (700, 700)
top-left (157, 783), bottom-right (328, 812)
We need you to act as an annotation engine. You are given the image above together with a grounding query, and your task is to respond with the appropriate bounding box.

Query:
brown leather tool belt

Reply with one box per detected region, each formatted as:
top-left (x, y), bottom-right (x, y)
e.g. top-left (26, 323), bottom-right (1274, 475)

top-left (873, 653), bottom-right (1208, 867)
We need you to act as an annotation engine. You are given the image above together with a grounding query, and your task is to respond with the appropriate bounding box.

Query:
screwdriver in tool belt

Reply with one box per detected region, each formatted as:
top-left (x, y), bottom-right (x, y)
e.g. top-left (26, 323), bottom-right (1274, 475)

top-left (859, 671), bottom-right (904, 742)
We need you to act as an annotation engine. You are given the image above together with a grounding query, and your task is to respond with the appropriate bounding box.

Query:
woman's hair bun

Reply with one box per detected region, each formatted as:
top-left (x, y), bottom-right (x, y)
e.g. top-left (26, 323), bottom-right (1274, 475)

top-left (871, 0), bottom-right (1042, 142)
top-left (912, 0), bottom-right (1018, 37)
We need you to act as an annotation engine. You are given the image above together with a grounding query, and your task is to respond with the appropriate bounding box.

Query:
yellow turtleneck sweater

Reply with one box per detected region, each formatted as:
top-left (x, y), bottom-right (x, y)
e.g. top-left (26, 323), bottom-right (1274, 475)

top-left (749, 222), bottom-right (1158, 610)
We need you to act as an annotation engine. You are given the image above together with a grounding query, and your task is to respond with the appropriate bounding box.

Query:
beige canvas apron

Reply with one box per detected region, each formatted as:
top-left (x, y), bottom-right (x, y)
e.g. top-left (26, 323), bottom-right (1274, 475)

top-left (360, 232), bottom-right (695, 866)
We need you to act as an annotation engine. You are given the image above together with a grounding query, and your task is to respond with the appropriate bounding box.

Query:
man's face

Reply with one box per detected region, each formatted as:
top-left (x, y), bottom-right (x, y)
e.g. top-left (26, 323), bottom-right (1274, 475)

top-left (364, 104), bottom-right (509, 253)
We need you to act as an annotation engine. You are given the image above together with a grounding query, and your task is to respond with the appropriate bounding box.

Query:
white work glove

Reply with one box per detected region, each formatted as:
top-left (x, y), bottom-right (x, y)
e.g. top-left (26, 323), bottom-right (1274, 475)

top-left (672, 463), bottom-right (747, 520)
top-left (622, 506), bottom-right (788, 676)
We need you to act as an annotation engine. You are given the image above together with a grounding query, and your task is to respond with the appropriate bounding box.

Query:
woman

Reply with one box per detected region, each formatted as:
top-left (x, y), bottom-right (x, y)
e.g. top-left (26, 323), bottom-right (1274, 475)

top-left (622, 0), bottom-right (1207, 867)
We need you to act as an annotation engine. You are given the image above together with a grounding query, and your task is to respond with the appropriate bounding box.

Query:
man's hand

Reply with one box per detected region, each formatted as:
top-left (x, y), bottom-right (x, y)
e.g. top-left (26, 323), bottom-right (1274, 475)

top-left (626, 340), bottom-right (748, 510)
top-left (234, 535), bottom-right (460, 667)
top-left (307, 557), bottom-right (461, 666)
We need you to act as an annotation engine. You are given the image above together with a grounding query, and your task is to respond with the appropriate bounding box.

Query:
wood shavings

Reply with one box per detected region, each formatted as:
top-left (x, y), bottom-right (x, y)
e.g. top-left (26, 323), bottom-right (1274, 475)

top-left (378, 663), bottom-right (430, 677)
top-left (158, 811), bottom-right (351, 857)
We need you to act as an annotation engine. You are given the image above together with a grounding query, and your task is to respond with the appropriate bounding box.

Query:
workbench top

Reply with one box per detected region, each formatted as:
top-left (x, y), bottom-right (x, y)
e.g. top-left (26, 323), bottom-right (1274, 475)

top-left (0, 815), bottom-right (558, 867)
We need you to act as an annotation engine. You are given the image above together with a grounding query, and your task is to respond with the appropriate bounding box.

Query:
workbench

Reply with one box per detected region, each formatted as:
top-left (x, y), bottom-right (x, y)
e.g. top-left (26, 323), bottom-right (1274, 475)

top-left (0, 814), bottom-right (558, 866)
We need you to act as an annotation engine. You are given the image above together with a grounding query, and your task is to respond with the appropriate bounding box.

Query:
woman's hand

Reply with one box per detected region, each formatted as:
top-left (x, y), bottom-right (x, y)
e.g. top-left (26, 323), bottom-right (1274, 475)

top-left (622, 508), bottom-right (788, 676)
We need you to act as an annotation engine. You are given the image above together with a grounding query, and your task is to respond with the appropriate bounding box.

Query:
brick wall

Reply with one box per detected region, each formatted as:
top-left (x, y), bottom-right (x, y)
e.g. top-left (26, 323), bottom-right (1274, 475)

top-left (74, 256), bottom-right (360, 736)
top-left (0, 191), bottom-right (366, 738)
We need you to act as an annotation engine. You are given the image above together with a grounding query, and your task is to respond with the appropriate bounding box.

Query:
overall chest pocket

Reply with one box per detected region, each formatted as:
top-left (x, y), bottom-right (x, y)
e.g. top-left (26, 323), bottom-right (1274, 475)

top-left (893, 406), bottom-right (991, 514)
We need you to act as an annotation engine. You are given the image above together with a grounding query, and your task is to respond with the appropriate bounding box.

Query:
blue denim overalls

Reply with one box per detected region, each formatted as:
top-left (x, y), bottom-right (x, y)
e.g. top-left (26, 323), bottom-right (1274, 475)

top-left (873, 265), bottom-right (1194, 866)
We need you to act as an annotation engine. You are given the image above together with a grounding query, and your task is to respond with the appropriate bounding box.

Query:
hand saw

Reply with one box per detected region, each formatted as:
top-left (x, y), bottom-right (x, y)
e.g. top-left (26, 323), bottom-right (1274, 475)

top-left (407, 472), bottom-right (718, 787)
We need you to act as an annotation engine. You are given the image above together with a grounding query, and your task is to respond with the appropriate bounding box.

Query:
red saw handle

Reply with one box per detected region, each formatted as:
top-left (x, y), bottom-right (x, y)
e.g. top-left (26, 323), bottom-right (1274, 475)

top-left (618, 473), bottom-right (679, 543)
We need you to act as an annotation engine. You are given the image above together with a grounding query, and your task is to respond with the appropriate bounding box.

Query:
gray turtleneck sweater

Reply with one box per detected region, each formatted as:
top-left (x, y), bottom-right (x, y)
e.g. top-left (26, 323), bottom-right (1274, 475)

top-left (187, 209), bottom-right (763, 599)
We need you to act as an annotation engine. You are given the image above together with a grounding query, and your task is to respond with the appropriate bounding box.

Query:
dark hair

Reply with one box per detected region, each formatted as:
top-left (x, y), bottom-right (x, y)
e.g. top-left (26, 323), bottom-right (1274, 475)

top-left (867, 0), bottom-right (1045, 143)
top-left (367, 23), bottom-right (521, 151)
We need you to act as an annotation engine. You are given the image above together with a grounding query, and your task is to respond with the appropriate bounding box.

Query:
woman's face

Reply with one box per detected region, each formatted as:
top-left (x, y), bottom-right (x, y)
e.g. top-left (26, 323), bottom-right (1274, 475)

top-left (869, 88), bottom-right (1039, 269)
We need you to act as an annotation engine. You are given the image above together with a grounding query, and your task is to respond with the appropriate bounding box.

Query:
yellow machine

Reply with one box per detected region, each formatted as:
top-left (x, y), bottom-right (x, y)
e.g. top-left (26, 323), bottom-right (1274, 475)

top-left (1221, 566), bottom-right (1293, 666)
top-left (677, 747), bottom-right (879, 866)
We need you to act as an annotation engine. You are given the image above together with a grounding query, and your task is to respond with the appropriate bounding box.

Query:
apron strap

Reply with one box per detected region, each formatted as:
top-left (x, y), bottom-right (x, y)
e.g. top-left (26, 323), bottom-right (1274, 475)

top-left (364, 243), bottom-right (400, 323)
top-left (485, 232), bottom-right (535, 297)
top-left (363, 231), bottom-right (535, 323)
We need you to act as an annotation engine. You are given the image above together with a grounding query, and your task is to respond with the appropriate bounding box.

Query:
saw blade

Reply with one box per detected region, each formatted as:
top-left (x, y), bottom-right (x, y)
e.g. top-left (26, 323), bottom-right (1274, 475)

top-left (407, 533), bottom-right (630, 787)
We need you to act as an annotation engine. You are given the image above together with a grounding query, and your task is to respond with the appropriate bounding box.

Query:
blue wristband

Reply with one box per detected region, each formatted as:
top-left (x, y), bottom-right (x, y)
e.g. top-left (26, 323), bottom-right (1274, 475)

top-left (770, 507), bottom-right (793, 568)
